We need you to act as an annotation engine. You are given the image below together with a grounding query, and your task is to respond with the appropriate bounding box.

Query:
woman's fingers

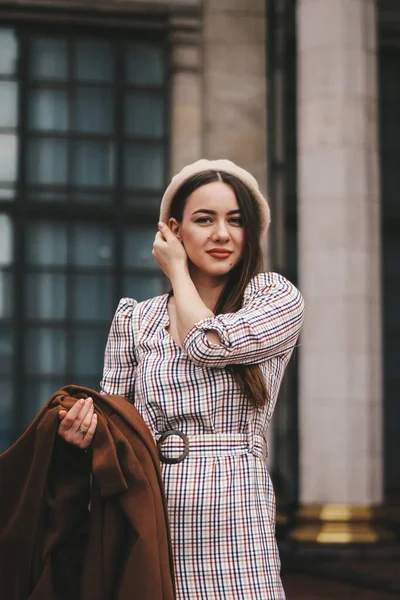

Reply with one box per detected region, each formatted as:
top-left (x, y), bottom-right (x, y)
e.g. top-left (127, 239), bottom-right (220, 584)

top-left (58, 398), bottom-right (98, 449)
top-left (76, 400), bottom-right (94, 435)
top-left (153, 231), bottom-right (166, 249)
top-left (81, 414), bottom-right (97, 449)
top-left (59, 398), bottom-right (85, 432)
top-left (158, 222), bottom-right (173, 240)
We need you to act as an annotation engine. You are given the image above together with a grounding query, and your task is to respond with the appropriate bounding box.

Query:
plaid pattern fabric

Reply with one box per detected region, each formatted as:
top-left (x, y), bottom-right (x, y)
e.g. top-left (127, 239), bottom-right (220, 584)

top-left (101, 272), bottom-right (304, 600)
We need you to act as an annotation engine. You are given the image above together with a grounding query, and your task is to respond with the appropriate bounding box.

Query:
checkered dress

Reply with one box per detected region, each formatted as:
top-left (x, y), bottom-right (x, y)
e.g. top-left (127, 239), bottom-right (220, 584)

top-left (100, 272), bottom-right (304, 600)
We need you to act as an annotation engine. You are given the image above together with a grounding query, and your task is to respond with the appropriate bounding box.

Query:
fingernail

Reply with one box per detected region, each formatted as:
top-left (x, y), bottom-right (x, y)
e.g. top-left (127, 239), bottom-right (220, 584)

top-left (87, 397), bottom-right (93, 404)
top-left (93, 413), bottom-right (97, 419)
top-left (79, 399), bottom-right (85, 405)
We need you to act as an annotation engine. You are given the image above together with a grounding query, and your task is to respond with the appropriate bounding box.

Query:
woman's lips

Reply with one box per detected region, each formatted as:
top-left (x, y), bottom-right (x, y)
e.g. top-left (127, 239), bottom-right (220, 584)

top-left (207, 250), bottom-right (233, 259)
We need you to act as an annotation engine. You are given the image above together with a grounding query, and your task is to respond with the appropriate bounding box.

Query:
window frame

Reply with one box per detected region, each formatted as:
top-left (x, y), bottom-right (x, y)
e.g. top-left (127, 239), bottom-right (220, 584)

top-left (0, 21), bottom-right (171, 445)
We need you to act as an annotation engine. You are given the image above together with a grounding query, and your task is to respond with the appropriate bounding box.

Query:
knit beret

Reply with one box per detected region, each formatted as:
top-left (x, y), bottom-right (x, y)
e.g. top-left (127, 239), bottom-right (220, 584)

top-left (159, 159), bottom-right (271, 237)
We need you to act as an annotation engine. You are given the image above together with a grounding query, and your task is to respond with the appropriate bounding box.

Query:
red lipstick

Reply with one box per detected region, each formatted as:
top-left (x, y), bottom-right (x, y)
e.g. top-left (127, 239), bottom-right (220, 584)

top-left (207, 249), bottom-right (233, 259)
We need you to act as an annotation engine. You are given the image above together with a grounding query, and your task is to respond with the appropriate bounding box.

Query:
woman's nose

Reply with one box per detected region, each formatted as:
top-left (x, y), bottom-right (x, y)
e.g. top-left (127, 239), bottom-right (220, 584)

top-left (211, 222), bottom-right (230, 241)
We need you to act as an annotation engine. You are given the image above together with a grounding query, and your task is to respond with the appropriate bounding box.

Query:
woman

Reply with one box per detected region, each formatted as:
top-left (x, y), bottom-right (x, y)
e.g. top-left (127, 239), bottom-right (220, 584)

top-left (59, 159), bottom-right (305, 599)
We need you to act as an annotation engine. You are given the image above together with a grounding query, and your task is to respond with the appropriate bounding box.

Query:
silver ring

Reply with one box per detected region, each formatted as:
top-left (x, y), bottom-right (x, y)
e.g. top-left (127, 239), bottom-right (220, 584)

top-left (77, 425), bottom-right (88, 436)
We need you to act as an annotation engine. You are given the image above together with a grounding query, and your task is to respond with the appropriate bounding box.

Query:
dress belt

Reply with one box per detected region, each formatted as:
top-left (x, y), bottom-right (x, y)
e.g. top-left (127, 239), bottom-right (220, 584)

top-left (155, 431), bottom-right (268, 465)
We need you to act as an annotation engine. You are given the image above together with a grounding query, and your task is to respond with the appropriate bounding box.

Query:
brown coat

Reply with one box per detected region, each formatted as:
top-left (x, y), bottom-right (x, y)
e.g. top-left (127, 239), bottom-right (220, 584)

top-left (0, 385), bottom-right (175, 600)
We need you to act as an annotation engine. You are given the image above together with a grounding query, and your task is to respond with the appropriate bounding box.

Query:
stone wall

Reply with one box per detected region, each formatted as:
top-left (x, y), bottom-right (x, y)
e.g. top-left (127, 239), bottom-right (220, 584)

top-left (202, 0), bottom-right (268, 195)
top-left (0, 0), bottom-right (201, 11)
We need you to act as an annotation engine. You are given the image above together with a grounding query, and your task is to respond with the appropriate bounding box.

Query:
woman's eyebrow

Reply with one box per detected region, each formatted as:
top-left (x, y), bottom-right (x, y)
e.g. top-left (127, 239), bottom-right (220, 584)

top-left (191, 209), bottom-right (241, 216)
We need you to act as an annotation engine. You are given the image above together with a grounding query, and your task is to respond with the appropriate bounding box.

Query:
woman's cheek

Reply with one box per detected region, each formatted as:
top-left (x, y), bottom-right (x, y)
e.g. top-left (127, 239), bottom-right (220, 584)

top-left (182, 230), bottom-right (204, 255)
top-left (181, 239), bottom-right (199, 264)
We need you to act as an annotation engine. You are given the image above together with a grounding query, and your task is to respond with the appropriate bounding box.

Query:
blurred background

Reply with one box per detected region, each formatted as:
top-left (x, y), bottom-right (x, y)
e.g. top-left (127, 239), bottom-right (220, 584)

top-left (0, 0), bottom-right (399, 596)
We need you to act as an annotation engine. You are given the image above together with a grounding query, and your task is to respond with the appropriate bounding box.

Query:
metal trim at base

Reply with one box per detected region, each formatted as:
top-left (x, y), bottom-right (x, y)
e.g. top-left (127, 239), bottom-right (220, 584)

top-left (290, 504), bottom-right (394, 544)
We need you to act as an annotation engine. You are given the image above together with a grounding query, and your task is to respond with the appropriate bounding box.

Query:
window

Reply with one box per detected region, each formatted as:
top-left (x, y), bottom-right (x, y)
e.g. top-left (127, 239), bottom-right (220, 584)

top-left (0, 25), bottom-right (169, 450)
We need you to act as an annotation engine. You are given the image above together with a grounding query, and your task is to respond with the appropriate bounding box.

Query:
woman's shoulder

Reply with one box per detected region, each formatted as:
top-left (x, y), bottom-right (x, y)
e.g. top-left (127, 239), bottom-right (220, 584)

top-left (244, 272), bottom-right (303, 304)
top-left (115, 293), bottom-right (168, 324)
top-left (115, 297), bottom-right (138, 309)
top-left (113, 297), bottom-right (138, 318)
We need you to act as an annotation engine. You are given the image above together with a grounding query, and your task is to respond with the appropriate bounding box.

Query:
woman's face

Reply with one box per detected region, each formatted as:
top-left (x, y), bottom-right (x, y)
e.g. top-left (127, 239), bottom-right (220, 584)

top-left (169, 181), bottom-right (245, 278)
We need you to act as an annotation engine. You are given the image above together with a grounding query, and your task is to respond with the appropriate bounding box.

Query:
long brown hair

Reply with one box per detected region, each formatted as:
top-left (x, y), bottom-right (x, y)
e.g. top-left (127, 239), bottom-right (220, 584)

top-left (169, 170), bottom-right (268, 409)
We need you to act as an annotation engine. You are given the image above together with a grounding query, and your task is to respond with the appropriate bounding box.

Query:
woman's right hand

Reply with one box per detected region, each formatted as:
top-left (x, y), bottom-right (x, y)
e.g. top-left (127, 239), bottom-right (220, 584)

top-left (58, 397), bottom-right (97, 449)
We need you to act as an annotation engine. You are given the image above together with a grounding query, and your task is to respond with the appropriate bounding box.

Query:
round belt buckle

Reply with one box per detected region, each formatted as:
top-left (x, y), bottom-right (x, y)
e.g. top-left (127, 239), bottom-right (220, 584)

top-left (157, 430), bottom-right (189, 464)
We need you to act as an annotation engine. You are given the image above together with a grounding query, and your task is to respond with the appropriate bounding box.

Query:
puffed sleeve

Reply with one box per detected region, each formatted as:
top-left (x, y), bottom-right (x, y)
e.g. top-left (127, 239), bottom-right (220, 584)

top-left (100, 298), bottom-right (138, 400)
top-left (182, 272), bottom-right (304, 368)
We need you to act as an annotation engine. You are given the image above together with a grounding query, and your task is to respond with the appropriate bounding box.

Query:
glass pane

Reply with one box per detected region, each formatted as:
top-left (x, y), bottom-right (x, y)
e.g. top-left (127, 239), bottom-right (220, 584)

top-left (0, 215), bottom-right (13, 318)
top-left (125, 195), bottom-right (161, 211)
top-left (77, 376), bottom-right (102, 393)
top-left (72, 141), bottom-right (114, 187)
top-left (385, 296), bottom-right (400, 329)
top-left (72, 274), bottom-right (113, 321)
top-left (124, 143), bottom-right (164, 190)
top-left (126, 44), bottom-right (164, 85)
top-left (0, 134), bottom-right (18, 183)
top-left (0, 29), bottom-right (18, 75)
top-left (71, 328), bottom-right (109, 376)
top-left (26, 273), bottom-right (66, 319)
top-left (29, 89), bottom-right (68, 132)
top-left (0, 271), bottom-right (12, 318)
top-left (27, 221), bottom-right (67, 266)
top-left (74, 40), bottom-right (114, 82)
top-left (74, 87), bottom-right (114, 133)
top-left (124, 227), bottom-right (157, 268)
top-left (384, 239), bottom-right (400, 278)
top-left (385, 338), bottom-right (400, 379)
top-left (0, 380), bottom-right (12, 453)
top-left (123, 275), bottom-right (164, 302)
top-left (26, 328), bottom-right (66, 375)
top-left (30, 38), bottom-right (67, 80)
top-left (24, 378), bottom-right (65, 427)
top-left (125, 92), bottom-right (164, 138)
top-left (0, 187), bottom-right (16, 201)
top-left (27, 191), bottom-right (67, 203)
top-left (0, 327), bottom-right (13, 375)
top-left (72, 192), bottom-right (111, 205)
top-left (71, 224), bottom-right (113, 267)
top-left (0, 214), bottom-right (13, 266)
top-left (27, 138), bottom-right (68, 185)
top-left (0, 82), bottom-right (18, 128)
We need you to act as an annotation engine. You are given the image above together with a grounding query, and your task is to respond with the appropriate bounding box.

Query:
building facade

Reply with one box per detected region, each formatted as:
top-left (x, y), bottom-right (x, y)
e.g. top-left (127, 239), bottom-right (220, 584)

top-left (0, 0), bottom-right (398, 540)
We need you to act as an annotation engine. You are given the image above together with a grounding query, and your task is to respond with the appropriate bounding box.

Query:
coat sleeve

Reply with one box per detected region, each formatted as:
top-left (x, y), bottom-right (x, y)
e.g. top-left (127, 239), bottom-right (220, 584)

top-left (100, 298), bottom-right (137, 401)
top-left (182, 273), bottom-right (304, 368)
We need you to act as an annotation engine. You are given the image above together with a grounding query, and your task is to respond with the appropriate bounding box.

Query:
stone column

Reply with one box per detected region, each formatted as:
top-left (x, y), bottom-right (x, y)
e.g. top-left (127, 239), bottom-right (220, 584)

top-left (294, 0), bottom-right (388, 542)
top-left (169, 10), bottom-right (203, 174)
top-left (202, 0), bottom-right (268, 200)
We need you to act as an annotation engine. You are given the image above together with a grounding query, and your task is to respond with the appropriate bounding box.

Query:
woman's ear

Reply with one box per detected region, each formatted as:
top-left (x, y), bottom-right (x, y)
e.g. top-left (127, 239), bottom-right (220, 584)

top-left (168, 218), bottom-right (181, 240)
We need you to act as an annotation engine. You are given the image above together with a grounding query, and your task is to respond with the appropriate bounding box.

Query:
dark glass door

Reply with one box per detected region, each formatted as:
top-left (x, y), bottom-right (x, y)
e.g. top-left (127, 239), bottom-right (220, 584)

top-left (379, 3), bottom-right (400, 502)
top-left (266, 0), bottom-right (299, 519)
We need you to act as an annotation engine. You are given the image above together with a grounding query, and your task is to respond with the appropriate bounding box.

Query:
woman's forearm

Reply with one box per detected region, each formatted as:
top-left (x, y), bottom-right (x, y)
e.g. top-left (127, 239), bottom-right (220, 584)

top-left (170, 267), bottom-right (220, 345)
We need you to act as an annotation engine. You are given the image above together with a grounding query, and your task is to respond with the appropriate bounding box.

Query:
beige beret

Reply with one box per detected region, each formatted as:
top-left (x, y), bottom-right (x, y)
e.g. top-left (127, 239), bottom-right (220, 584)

top-left (159, 159), bottom-right (271, 237)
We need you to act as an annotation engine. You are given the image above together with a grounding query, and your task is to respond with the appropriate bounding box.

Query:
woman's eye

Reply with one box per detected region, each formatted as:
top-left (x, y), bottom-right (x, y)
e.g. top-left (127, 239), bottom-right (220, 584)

top-left (229, 218), bottom-right (243, 226)
top-left (195, 217), bottom-right (212, 224)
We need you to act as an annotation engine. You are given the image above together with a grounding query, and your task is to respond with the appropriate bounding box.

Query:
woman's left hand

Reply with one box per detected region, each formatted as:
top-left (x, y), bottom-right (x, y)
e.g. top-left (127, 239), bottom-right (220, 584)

top-left (152, 222), bottom-right (188, 279)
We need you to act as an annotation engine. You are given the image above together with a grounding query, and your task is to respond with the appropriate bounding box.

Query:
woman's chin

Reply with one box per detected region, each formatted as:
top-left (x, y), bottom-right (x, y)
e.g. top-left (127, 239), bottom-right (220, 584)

top-left (191, 262), bottom-right (236, 278)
